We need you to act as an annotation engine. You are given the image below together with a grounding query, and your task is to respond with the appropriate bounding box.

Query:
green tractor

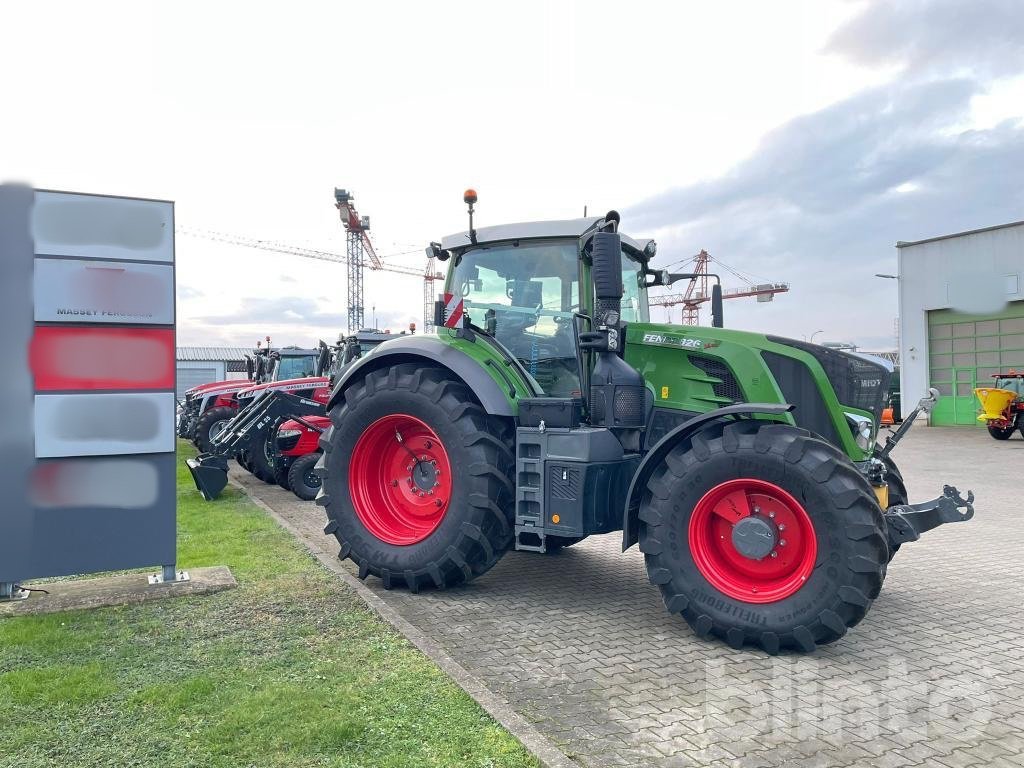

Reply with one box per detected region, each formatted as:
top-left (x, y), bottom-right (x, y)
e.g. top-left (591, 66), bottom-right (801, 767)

top-left (316, 194), bottom-right (974, 653)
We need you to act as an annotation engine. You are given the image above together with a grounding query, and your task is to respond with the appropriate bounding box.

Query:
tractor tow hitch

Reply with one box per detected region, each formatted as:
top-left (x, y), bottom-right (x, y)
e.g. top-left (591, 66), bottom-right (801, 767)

top-left (884, 485), bottom-right (975, 547)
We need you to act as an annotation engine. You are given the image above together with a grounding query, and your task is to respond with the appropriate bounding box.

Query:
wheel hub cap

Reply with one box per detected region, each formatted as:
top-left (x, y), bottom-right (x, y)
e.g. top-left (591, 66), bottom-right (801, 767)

top-left (731, 515), bottom-right (778, 560)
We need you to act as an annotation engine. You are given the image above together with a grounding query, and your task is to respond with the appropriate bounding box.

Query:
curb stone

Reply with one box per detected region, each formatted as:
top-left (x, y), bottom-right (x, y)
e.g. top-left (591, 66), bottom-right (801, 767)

top-left (230, 477), bottom-right (579, 768)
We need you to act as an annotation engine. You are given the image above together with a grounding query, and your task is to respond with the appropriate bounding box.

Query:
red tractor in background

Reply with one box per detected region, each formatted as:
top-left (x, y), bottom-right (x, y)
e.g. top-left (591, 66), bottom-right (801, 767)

top-left (273, 415), bottom-right (331, 499)
top-left (188, 329), bottom-right (399, 500)
top-left (267, 329), bottom-right (399, 498)
top-left (177, 339), bottom-right (325, 452)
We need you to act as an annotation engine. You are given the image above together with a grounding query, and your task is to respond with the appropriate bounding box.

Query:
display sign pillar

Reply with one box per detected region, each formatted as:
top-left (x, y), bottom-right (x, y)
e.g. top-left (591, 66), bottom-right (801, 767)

top-left (0, 187), bottom-right (180, 592)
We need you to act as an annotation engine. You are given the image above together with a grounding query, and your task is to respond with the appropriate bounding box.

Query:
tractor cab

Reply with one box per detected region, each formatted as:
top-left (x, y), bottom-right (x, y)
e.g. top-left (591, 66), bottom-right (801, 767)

top-left (439, 218), bottom-right (654, 398)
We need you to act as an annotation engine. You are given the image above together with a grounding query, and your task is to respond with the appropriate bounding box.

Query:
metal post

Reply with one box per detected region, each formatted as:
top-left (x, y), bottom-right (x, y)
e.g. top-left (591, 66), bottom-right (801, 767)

top-left (149, 565), bottom-right (190, 585)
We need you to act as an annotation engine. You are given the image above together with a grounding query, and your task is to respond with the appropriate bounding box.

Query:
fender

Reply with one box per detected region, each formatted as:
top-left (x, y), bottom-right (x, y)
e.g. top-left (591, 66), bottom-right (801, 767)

top-left (621, 402), bottom-right (794, 550)
top-left (327, 335), bottom-right (527, 416)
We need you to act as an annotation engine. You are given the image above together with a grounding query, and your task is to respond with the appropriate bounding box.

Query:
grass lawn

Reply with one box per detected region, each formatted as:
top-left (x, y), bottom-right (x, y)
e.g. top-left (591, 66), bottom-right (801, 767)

top-left (0, 441), bottom-right (539, 768)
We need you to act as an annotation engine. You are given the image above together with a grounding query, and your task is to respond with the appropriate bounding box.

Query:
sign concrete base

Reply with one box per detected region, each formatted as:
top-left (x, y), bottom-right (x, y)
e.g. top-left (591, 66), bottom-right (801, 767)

top-left (0, 565), bottom-right (235, 617)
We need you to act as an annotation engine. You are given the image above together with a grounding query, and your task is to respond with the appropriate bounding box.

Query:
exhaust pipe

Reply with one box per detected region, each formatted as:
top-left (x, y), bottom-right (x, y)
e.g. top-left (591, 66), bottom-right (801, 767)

top-left (187, 454), bottom-right (229, 500)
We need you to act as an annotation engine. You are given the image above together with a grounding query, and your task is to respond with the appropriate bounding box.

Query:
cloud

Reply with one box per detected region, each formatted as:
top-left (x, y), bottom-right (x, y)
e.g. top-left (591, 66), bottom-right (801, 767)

top-left (826, 0), bottom-right (1024, 79)
top-left (193, 295), bottom-right (347, 329)
top-left (177, 284), bottom-right (204, 300)
top-left (625, 3), bottom-right (1024, 349)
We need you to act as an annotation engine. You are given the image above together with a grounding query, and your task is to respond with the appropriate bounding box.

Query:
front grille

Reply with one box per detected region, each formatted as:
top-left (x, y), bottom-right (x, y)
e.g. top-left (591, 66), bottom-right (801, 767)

top-left (276, 434), bottom-right (300, 451)
top-left (763, 351), bottom-right (842, 445)
top-left (690, 356), bottom-right (744, 402)
top-left (767, 337), bottom-right (891, 421)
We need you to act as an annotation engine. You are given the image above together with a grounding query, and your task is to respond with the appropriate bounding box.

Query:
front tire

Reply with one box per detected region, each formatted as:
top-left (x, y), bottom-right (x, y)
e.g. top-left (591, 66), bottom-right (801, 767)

top-left (639, 421), bottom-right (888, 653)
top-left (288, 452), bottom-right (322, 501)
top-left (318, 365), bottom-right (515, 591)
top-left (195, 406), bottom-right (235, 453)
top-left (249, 431), bottom-right (278, 484)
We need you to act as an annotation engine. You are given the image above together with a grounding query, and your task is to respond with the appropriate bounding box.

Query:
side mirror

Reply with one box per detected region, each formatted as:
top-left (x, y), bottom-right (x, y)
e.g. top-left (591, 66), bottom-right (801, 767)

top-left (711, 283), bottom-right (723, 328)
top-left (433, 299), bottom-right (446, 327)
top-left (427, 241), bottom-right (449, 262)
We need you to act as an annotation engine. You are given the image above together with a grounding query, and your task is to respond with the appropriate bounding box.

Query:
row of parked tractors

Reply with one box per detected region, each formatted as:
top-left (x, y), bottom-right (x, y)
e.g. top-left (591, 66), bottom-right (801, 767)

top-left (178, 331), bottom-right (391, 502)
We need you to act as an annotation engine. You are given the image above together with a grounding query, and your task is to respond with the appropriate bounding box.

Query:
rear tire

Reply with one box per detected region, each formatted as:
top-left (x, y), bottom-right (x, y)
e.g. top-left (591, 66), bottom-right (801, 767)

top-left (639, 421), bottom-right (888, 653)
top-left (318, 364), bottom-right (515, 592)
top-left (195, 406), bottom-right (235, 453)
top-left (288, 452), bottom-right (322, 501)
top-left (988, 425), bottom-right (1015, 440)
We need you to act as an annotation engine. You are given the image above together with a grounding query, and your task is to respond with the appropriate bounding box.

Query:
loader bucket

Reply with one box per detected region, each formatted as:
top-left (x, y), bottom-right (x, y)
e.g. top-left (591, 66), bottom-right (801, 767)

top-left (973, 387), bottom-right (1016, 422)
top-left (187, 454), bottom-right (230, 501)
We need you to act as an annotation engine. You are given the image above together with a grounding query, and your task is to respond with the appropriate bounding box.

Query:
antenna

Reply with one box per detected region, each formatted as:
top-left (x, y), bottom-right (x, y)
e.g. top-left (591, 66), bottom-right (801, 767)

top-left (464, 188), bottom-right (478, 244)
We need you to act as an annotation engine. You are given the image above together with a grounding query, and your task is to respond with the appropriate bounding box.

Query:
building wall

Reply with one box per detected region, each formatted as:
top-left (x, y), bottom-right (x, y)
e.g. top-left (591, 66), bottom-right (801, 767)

top-left (175, 360), bottom-right (226, 399)
top-left (897, 223), bottom-right (1024, 422)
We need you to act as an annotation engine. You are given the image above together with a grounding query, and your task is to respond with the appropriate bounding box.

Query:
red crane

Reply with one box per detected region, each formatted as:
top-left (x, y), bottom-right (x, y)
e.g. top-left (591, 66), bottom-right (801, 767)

top-left (649, 249), bottom-right (789, 325)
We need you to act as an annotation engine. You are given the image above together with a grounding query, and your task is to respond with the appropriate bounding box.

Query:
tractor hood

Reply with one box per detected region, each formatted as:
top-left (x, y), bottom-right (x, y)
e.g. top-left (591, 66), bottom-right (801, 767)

top-left (185, 379), bottom-right (250, 397)
top-left (235, 376), bottom-right (329, 401)
top-left (626, 322), bottom-right (892, 461)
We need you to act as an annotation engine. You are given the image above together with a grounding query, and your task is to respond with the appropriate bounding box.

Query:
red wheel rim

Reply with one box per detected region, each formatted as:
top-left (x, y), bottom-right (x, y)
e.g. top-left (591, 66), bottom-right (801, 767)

top-left (348, 414), bottom-right (452, 546)
top-left (688, 479), bottom-right (817, 604)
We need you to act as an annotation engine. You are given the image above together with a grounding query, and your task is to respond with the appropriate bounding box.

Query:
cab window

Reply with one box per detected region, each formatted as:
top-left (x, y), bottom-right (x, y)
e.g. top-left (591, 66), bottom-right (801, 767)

top-left (450, 242), bottom-right (580, 397)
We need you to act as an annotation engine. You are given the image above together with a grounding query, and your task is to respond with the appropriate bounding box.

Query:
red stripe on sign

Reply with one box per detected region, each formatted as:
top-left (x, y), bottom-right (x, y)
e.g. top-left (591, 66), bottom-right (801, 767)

top-left (30, 327), bottom-right (175, 391)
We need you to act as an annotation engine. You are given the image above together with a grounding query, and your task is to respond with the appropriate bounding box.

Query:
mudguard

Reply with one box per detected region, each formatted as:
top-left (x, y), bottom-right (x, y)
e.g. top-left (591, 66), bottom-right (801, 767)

top-left (327, 335), bottom-right (527, 416)
top-left (621, 402), bottom-right (794, 550)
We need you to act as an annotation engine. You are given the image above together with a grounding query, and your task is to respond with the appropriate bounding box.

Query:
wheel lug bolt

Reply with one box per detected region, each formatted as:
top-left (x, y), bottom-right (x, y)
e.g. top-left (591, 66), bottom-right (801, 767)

top-left (778, 524), bottom-right (786, 531)
top-left (770, 551), bottom-right (778, 558)
top-left (779, 539), bottom-right (787, 547)
top-left (754, 506), bottom-right (761, 514)
top-left (768, 511), bottom-right (775, 519)
top-left (431, 460), bottom-right (437, 466)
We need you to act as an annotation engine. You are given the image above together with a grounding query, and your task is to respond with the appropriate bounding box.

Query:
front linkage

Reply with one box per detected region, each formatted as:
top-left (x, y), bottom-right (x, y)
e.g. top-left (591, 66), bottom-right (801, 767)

top-left (872, 387), bottom-right (975, 549)
top-left (886, 485), bottom-right (975, 546)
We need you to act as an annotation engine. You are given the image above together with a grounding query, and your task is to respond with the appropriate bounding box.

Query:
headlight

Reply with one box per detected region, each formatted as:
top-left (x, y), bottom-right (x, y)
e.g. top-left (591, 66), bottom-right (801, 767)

top-left (277, 429), bottom-right (302, 439)
top-left (845, 412), bottom-right (874, 451)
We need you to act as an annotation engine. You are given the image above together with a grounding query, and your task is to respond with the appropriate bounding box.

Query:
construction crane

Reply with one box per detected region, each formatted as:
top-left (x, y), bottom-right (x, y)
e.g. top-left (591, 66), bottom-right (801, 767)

top-left (177, 227), bottom-right (443, 331)
top-left (649, 249), bottom-right (789, 325)
top-left (334, 188), bottom-right (443, 333)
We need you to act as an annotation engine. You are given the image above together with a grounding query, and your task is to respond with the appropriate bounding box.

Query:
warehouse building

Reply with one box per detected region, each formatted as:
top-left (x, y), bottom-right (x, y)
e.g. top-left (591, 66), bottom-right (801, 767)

top-left (175, 347), bottom-right (251, 399)
top-left (897, 220), bottom-right (1024, 426)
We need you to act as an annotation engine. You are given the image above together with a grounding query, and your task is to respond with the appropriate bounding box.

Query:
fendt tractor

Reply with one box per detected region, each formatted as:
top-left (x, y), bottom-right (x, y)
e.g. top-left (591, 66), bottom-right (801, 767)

top-left (177, 340), bottom-right (322, 451)
top-left (316, 193), bottom-right (975, 653)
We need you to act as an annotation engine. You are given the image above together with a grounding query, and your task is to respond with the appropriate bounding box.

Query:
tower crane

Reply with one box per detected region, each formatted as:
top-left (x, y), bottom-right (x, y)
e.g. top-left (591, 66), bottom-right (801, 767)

top-left (177, 227), bottom-right (442, 332)
top-left (649, 249), bottom-right (789, 325)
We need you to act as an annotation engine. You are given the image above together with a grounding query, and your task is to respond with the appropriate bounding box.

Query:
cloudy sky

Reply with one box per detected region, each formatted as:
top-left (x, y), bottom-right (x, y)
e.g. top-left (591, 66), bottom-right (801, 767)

top-left (3, 0), bottom-right (1022, 350)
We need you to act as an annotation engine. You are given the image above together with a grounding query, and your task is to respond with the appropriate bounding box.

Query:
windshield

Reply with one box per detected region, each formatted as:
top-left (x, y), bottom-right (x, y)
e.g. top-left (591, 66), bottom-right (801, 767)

top-left (275, 355), bottom-right (317, 381)
top-left (451, 241), bottom-right (581, 396)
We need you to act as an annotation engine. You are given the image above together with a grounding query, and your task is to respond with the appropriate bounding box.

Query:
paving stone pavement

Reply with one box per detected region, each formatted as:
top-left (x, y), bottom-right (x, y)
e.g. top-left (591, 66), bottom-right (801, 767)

top-left (233, 426), bottom-right (1024, 767)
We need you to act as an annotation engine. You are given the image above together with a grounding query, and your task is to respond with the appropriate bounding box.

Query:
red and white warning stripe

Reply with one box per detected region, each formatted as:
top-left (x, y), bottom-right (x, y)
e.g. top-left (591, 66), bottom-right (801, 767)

top-left (443, 292), bottom-right (464, 328)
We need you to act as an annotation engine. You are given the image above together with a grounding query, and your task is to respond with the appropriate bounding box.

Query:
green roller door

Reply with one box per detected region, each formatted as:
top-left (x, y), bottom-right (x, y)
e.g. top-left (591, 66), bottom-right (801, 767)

top-left (928, 300), bottom-right (1024, 426)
